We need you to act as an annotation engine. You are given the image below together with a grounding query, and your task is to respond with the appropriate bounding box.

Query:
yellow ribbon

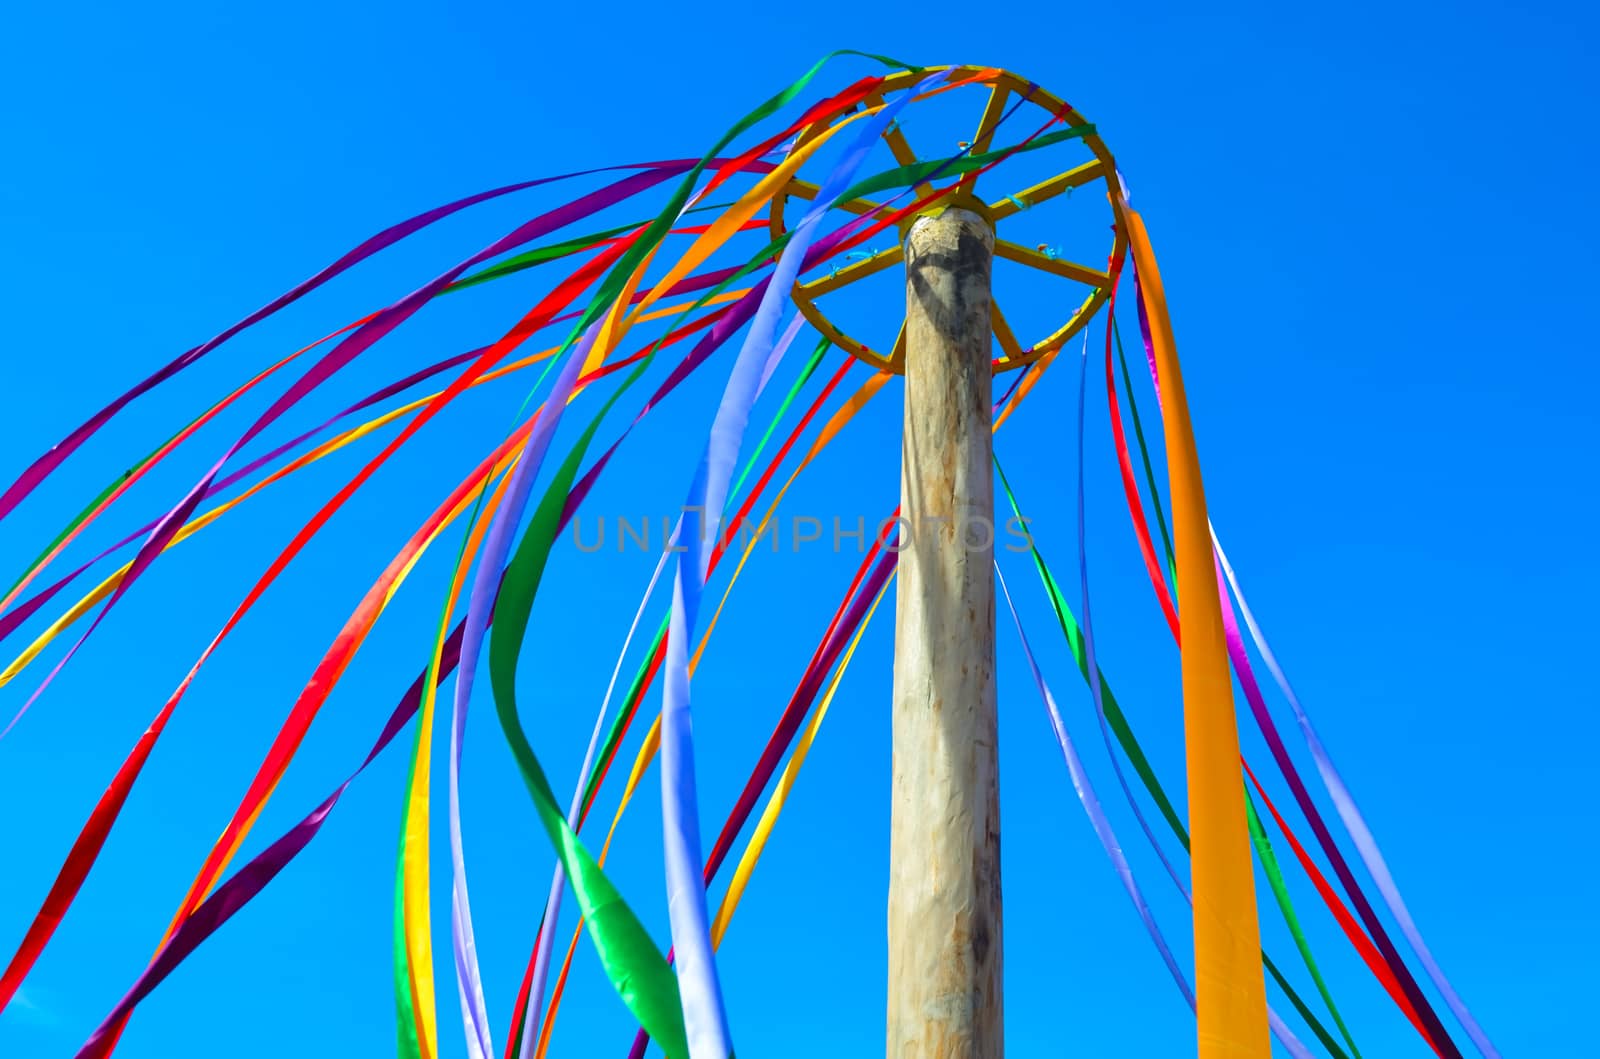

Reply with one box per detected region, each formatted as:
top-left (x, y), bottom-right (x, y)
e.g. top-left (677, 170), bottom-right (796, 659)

top-left (536, 298), bottom-right (1055, 1051)
top-left (399, 465), bottom-right (517, 1059)
top-left (710, 573), bottom-right (892, 943)
top-left (0, 290), bottom-right (748, 688)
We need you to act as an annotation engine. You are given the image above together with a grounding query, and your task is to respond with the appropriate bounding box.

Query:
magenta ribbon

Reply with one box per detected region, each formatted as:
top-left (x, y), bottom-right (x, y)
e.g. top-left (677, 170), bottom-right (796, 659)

top-left (65, 225), bottom-right (801, 1053)
top-left (519, 311), bottom-right (807, 1059)
top-left (999, 561), bottom-right (1316, 1059)
top-left (70, 171), bottom-right (899, 1048)
top-left (4, 165), bottom-right (702, 741)
top-left (656, 71), bottom-right (952, 1057)
top-left (1126, 259), bottom-right (1475, 1057)
top-left (0, 157), bottom-right (775, 526)
top-left (1062, 336), bottom-right (1318, 1057)
top-left (0, 260), bottom-right (746, 658)
top-left (1212, 535), bottom-right (1500, 1059)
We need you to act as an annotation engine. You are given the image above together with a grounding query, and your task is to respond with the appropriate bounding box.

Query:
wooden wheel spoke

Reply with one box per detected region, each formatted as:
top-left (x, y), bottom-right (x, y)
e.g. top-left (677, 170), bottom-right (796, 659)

top-left (865, 89), bottom-right (920, 168)
top-left (990, 302), bottom-right (1024, 362)
top-left (994, 241), bottom-right (1110, 287)
top-left (800, 246), bottom-right (903, 298)
top-left (957, 85), bottom-right (1010, 194)
top-left (987, 158), bottom-right (1107, 222)
top-left (784, 179), bottom-right (886, 218)
top-left (865, 88), bottom-right (935, 199)
top-left (886, 321), bottom-right (908, 372)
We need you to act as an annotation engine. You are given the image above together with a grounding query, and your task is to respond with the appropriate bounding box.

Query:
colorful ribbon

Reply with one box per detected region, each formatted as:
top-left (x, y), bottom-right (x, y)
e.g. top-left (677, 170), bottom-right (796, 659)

top-left (1118, 202), bottom-right (1270, 1058)
top-left (0, 52), bottom-right (1503, 1059)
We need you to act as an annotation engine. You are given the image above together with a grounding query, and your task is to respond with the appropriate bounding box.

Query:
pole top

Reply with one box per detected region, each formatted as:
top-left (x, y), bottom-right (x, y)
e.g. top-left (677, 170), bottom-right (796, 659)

top-left (903, 190), bottom-right (995, 238)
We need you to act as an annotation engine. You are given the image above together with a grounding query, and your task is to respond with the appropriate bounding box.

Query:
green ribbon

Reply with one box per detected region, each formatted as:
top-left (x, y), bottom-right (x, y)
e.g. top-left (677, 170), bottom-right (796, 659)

top-left (548, 50), bottom-right (920, 359)
top-left (495, 331), bottom-right (835, 1055)
top-left (31, 57), bottom-right (1093, 1056)
top-left (499, 330), bottom-right (829, 1055)
top-left (392, 844), bottom-right (422, 1059)
top-left (476, 52), bottom-right (923, 1040)
top-left (487, 350), bottom-right (691, 1055)
top-left (994, 457), bottom-right (1353, 1059)
top-left (394, 755), bottom-right (424, 1059)
top-left (1102, 338), bottom-right (1363, 1057)
top-left (1247, 789), bottom-right (1364, 1058)
top-left (3, 455), bottom-right (153, 605)
top-left (9, 73), bottom-right (1085, 610)
top-left (1, 210), bottom-right (665, 605)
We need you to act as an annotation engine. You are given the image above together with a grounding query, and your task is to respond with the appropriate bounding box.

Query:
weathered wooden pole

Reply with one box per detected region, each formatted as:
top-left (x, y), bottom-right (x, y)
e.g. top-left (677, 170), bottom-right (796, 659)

top-left (887, 204), bottom-right (1002, 1059)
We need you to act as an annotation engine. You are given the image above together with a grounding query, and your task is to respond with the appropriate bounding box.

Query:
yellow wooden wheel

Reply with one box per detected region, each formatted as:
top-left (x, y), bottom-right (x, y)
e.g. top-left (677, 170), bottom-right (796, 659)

top-left (769, 65), bottom-right (1125, 374)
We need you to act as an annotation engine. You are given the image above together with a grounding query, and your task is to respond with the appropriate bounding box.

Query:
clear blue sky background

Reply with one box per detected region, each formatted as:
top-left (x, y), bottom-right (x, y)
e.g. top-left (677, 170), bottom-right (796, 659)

top-left (2, 2), bottom-right (1596, 1057)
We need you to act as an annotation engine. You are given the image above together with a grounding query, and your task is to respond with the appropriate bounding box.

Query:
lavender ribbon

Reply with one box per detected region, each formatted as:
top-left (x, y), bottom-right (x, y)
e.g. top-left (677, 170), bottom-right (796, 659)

top-left (1065, 338), bottom-right (1316, 1056)
top-left (655, 70), bottom-right (952, 1057)
top-left (1070, 331), bottom-right (1190, 897)
top-left (998, 564), bottom-right (1194, 1002)
top-left (518, 536), bottom-right (675, 1058)
top-left (1212, 534), bottom-right (1500, 1059)
top-left (447, 320), bottom-right (603, 1059)
top-left (517, 310), bottom-right (807, 1057)
top-left (0, 157), bottom-right (778, 525)
top-left (997, 564), bottom-right (1315, 1059)
top-left (3, 165), bottom-right (691, 739)
top-left (0, 260), bottom-right (747, 656)
top-left (1125, 251), bottom-right (1489, 1054)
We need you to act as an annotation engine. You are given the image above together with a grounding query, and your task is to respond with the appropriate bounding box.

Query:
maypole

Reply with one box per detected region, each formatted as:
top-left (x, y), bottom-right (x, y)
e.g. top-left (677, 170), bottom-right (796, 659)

top-left (887, 202), bottom-right (1003, 1057)
top-left (771, 68), bottom-right (1135, 1056)
top-left (0, 55), bottom-right (1501, 1059)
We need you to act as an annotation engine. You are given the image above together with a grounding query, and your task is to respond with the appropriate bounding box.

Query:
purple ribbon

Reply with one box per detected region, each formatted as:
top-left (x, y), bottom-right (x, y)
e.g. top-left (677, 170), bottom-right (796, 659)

top-left (1062, 337), bottom-right (1317, 1056)
top-left (64, 217), bottom-right (796, 1052)
top-left (999, 562), bottom-right (1316, 1059)
top-left (1212, 535), bottom-right (1500, 1059)
top-left (1127, 255), bottom-right (1480, 1056)
top-left (1, 165), bottom-right (699, 739)
top-left (0, 157), bottom-right (776, 525)
top-left (655, 71), bottom-right (951, 1057)
top-left (518, 310), bottom-right (807, 1058)
top-left (447, 319), bottom-right (603, 1059)
top-left (0, 260), bottom-right (746, 661)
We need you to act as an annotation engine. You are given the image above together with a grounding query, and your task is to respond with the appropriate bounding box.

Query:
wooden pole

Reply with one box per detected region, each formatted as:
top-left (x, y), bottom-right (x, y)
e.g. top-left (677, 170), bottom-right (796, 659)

top-left (888, 205), bottom-right (1002, 1059)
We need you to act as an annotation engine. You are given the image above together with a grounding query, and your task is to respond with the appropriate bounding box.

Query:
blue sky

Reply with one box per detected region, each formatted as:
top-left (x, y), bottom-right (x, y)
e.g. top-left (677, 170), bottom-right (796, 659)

top-left (1, 1), bottom-right (1596, 1057)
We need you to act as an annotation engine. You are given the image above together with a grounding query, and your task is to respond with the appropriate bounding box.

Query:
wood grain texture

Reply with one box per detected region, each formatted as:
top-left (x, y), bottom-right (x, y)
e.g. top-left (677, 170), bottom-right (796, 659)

top-left (888, 207), bottom-right (1003, 1059)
